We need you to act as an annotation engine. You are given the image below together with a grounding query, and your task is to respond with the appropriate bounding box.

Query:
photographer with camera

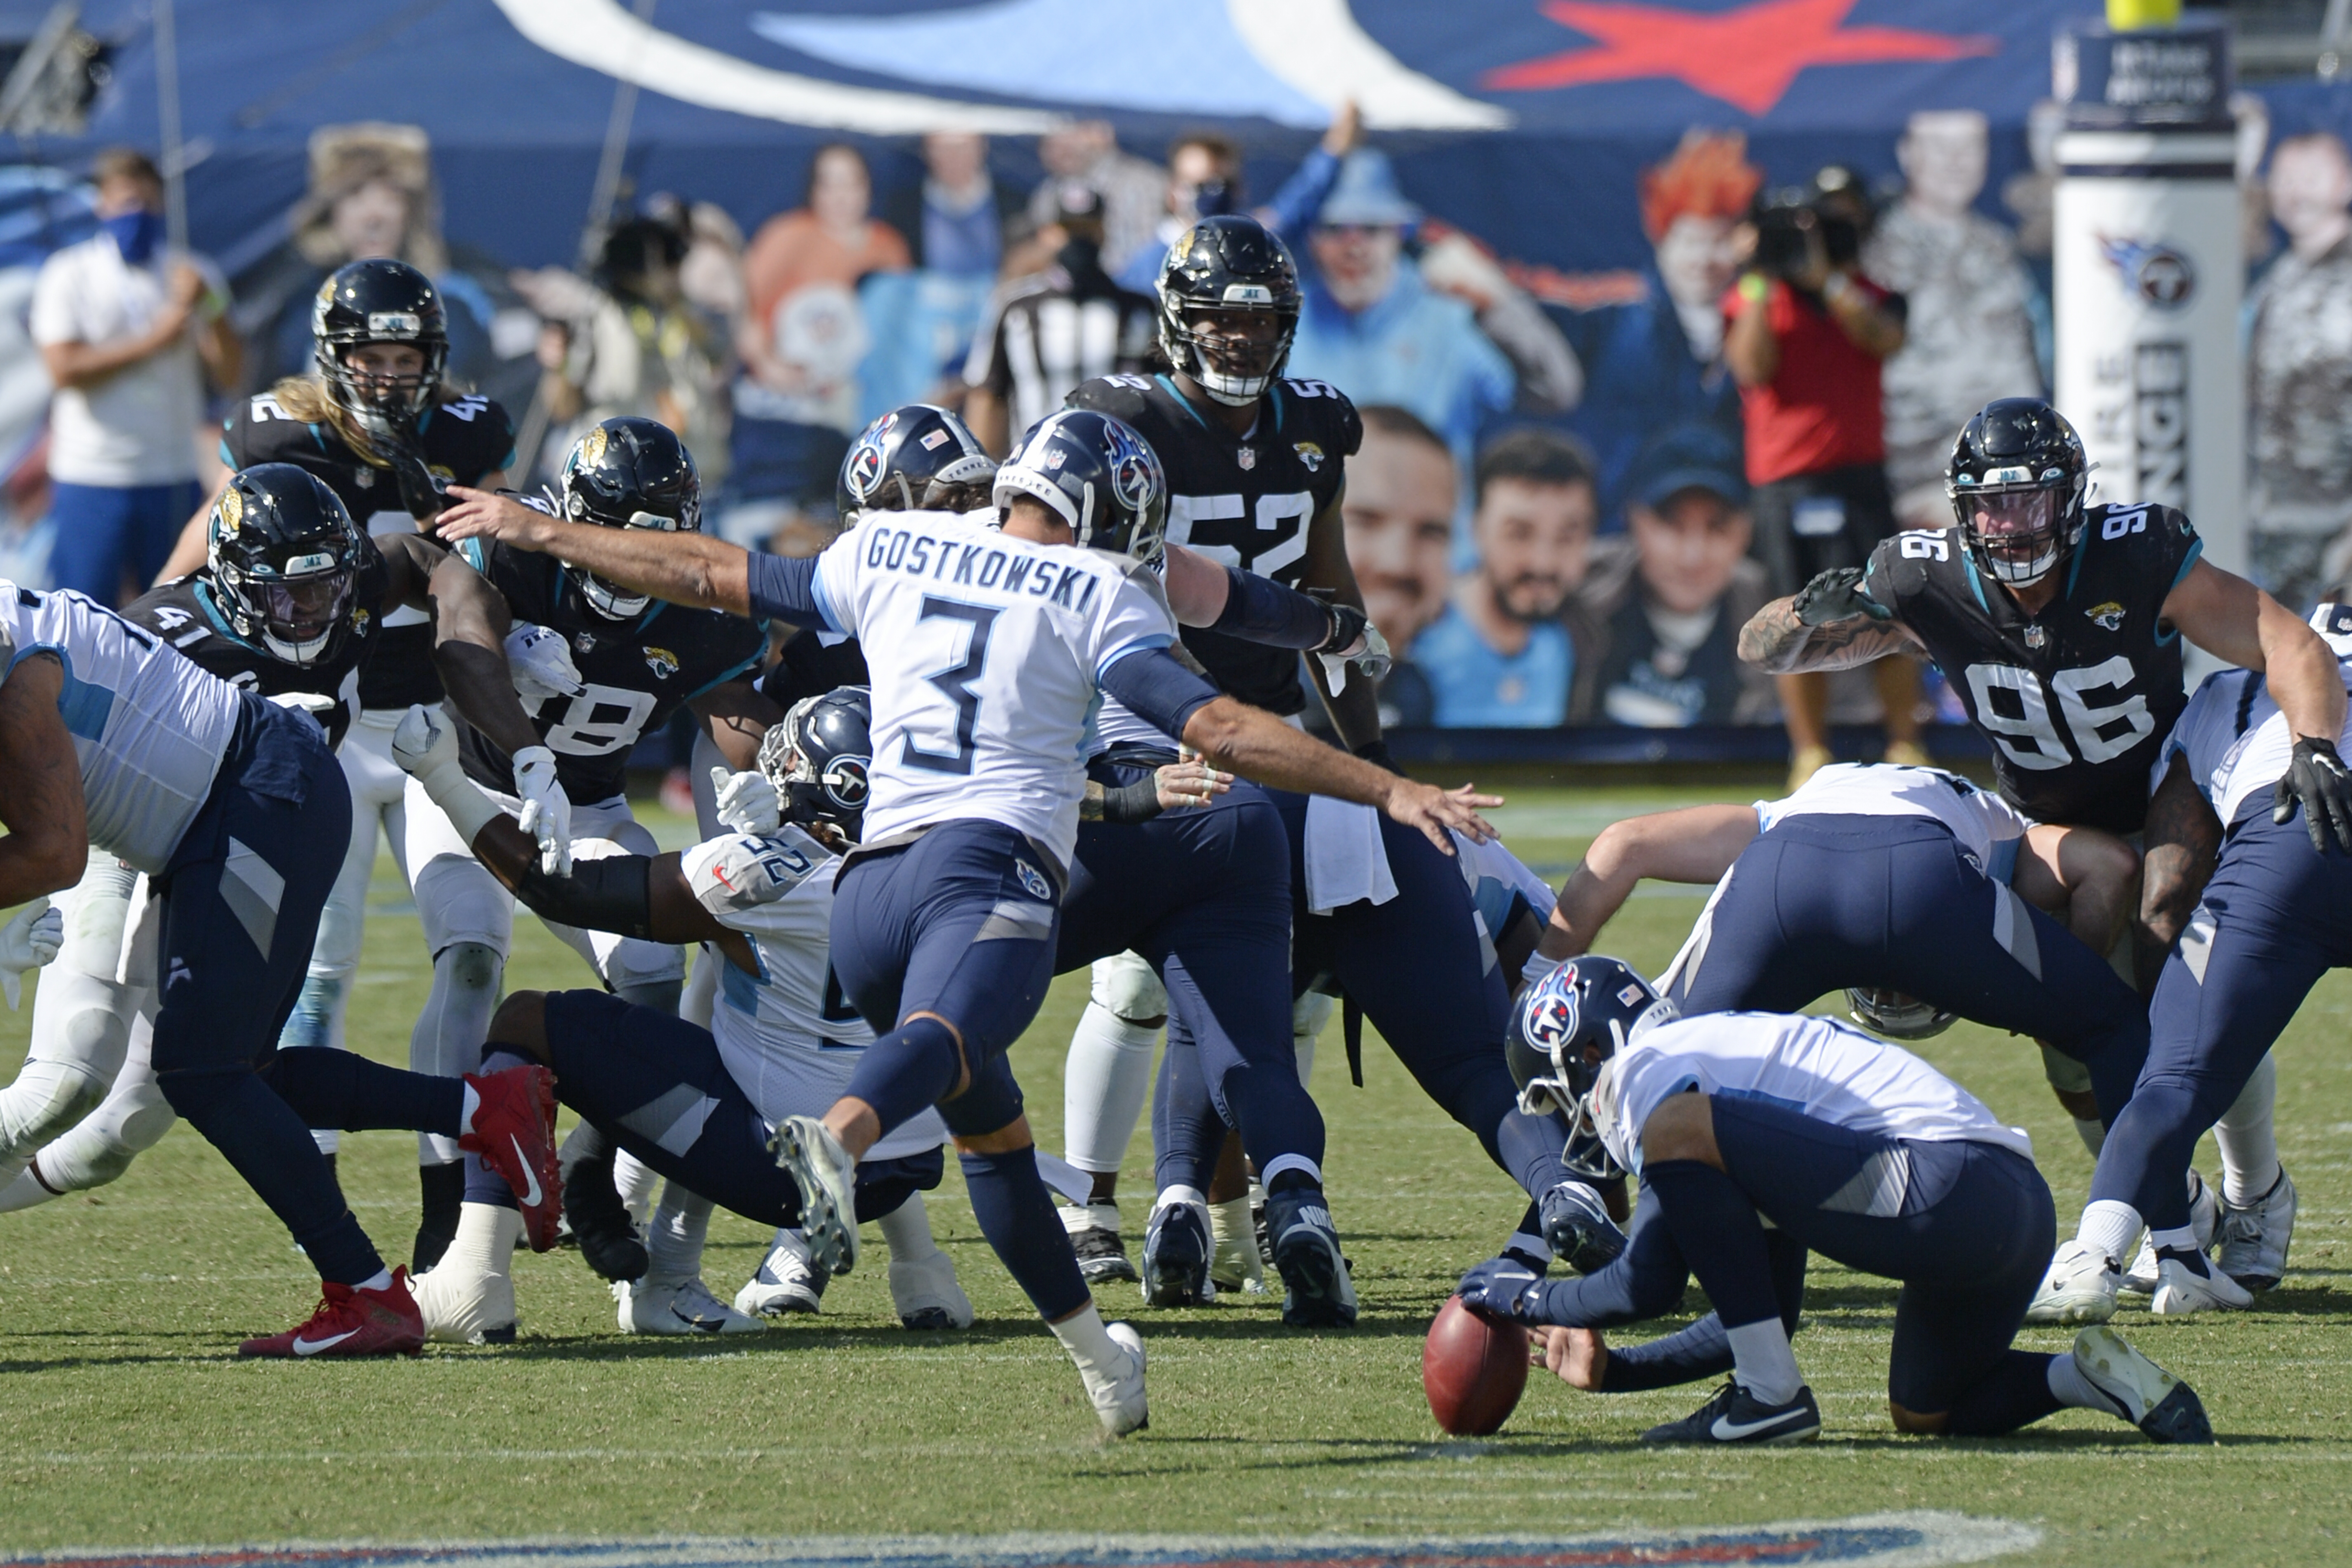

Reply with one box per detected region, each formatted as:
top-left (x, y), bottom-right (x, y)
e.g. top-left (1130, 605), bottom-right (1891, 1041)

top-left (1724, 166), bottom-right (1921, 787)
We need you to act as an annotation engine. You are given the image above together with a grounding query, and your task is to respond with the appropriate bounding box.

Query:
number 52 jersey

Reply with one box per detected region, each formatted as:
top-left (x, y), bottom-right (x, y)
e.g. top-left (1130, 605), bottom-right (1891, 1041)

top-left (1863, 503), bottom-right (2200, 834)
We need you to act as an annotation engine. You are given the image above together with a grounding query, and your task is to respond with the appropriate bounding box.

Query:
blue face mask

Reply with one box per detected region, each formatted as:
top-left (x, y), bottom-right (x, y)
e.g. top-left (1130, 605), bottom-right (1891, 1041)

top-left (101, 209), bottom-right (164, 267)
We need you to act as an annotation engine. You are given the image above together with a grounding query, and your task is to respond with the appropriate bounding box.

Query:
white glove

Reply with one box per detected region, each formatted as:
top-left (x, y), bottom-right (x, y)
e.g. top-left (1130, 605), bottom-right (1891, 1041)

top-left (0, 898), bottom-right (61, 1011)
top-left (511, 744), bottom-right (573, 876)
top-left (505, 621), bottom-right (585, 713)
top-left (712, 766), bottom-right (782, 836)
top-left (1316, 606), bottom-right (1392, 699)
top-left (394, 705), bottom-right (503, 847)
top-left (268, 691), bottom-right (338, 722)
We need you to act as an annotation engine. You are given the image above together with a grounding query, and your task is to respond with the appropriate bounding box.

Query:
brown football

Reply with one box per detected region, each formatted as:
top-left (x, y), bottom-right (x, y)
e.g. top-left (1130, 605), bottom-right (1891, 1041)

top-left (1422, 1293), bottom-right (1530, 1436)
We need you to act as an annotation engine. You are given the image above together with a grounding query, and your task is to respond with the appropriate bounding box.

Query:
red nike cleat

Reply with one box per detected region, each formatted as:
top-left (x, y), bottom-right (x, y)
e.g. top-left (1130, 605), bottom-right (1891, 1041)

top-left (239, 1268), bottom-right (425, 1358)
top-left (460, 1065), bottom-right (564, 1251)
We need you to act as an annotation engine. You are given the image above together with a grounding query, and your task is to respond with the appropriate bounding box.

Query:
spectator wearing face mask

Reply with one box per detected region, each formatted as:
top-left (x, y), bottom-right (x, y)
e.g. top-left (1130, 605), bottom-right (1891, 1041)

top-left (1415, 428), bottom-right (1603, 727)
top-left (1025, 121), bottom-right (1167, 281)
top-left (31, 147), bottom-right (238, 605)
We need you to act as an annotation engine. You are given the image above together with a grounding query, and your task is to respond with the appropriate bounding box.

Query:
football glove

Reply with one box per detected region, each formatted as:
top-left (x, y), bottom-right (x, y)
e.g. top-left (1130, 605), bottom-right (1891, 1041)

top-left (1792, 566), bottom-right (1890, 626)
top-left (712, 766), bottom-right (782, 836)
top-left (0, 898), bottom-right (61, 1011)
top-left (1455, 1256), bottom-right (1551, 1323)
top-left (504, 622), bottom-right (585, 713)
top-left (1315, 603), bottom-right (1393, 696)
top-left (2274, 735), bottom-right (2352, 855)
top-left (511, 744), bottom-right (573, 876)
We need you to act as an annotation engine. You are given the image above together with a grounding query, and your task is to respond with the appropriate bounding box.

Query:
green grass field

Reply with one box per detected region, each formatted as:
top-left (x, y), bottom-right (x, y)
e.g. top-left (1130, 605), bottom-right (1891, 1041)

top-left (1, 781), bottom-right (2347, 1563)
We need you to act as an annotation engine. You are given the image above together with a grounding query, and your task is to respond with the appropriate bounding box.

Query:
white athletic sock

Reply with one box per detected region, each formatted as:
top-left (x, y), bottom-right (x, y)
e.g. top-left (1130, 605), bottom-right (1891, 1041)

top-left (646, 1187), bottom-right (715, 1282)
top-left (1049, 1301), bottom-right (1124, 1373)
top-left (1724, 1317), bottom-right (1804, 1406)
top-left (0, 1160), bottom-right (51, 1213)
top-left (2046, 1348), bottom-right (2108, 1412)
top-left (355, 1266), bottom-right (394, 1292)
top-left (616, 1152), bottom-right (659, 1227)
top-left (2214, 1053), bottom-right (2280, 1206)
top-left (1154, 1183), bottom-right (1207, 1214)
top-left (2078, 1200), bottom-right (2142, 1266)
top-left (1061, 1200), bottom-right (1120, 1237)
top-left (1063, 1002), bottom-right (1158, 1173)
top-left (2072, 1118), bottom-right (2107, 1158)
top-left (413, 941), bottom-right (501, 1164)
top-left (877, 1193), bottom-right (941, 1263)
top-left (2150, 1224), bottom-right (2203, 1262)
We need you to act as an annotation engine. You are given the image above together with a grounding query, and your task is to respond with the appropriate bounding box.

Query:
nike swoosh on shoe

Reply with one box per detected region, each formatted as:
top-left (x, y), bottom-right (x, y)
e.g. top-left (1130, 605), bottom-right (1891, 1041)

top-left (293, 1329), bottom-right (358, 1356)
top-left (511, 1136), bottom-right (542, 1207)
top-left (1712, 1409), bottom-right (1810, 1440)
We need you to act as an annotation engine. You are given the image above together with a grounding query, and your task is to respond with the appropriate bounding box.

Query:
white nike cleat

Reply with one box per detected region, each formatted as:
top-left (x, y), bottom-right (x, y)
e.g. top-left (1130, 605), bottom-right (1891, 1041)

top-left (2123, 1171), bottom-right (2216, 1294)
top-left (2069, 1326), bottom-right (2213, 1443)
top-left (736, 1228), bottom-right (826, 1318)
top-left (772, 1115), bottom-right (859, 1277)
top-left (2150, 1253), bottom-right (2254, 1315)
top-left (412, 1203), bottom-right (521, 1345)
top-left (2215, 1168), bottom-right (2297, 1292)
top-left (1078, 1321), bottom-right (1148, 1437)
top-left (617, 1274), bottom-right (767, 1335)
top-left (2025, 1237), bottom-right (2120, 1326)
top-left (888, 1248), bottom-right (975, 1330)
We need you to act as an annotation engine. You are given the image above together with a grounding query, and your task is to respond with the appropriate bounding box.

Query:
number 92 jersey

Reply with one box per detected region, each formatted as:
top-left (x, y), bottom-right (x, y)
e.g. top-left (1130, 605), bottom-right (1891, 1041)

top-left (451, 536), bottom-right (765, 805)
top-left (1066, 372), bottom-right (1359, 716)
top-left (1862, 503), bottom-right (2200, 834)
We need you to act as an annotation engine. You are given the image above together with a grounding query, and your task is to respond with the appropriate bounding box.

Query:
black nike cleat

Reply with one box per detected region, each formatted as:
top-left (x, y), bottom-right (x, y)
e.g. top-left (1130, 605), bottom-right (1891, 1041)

top-left (1642, 1380), bottom-right (1821, 1446)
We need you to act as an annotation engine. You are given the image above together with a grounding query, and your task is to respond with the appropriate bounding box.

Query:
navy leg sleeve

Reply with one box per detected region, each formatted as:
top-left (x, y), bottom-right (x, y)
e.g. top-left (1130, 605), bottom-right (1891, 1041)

top-left (260, 1048), bottom-right (464, 1135)
top-left (960, 1145), bottom-right (1091, 1320)
top-left (1151, 1011), bottom-right (1229, 1193)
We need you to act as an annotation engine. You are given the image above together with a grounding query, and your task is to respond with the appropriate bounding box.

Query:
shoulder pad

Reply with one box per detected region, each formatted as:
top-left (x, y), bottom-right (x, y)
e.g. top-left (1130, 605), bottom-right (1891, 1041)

top-left (1066, 375), bottom-right (1155, 420)
top-left (680, 831), bottom-right (827, 918)
top-left (1280, 378), bottom-right (1362, 456)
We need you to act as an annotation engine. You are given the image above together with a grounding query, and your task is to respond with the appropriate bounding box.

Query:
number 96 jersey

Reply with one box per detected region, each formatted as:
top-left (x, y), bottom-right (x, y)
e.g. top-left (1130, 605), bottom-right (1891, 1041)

top-left (1862, 503), bottom-right (2199, 834)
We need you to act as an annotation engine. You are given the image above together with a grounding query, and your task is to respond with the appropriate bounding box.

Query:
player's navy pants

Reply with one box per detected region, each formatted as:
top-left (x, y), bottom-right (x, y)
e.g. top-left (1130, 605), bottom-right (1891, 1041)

top-left (1669, 813), bottom-right (2149, 1123)
top-left (830, 819), bottom-right (1060, 1138)
top-left (2094, 810), bottom-right (2352, 1228)
top-left (1537, 1096), bottom-right (2055, 1418)
top-left (1264, 788), bottom-right (1568, 1201)
top-left (1061, 771), bottom-right (1325, 1192)
top-left (521, 990), bottom-right (939, 1226)
top-left (151, 697), bottom-right (464, 1284)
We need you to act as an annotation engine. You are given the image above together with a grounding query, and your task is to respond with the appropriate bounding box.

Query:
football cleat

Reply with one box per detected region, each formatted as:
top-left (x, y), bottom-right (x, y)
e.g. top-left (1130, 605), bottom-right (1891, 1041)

top-left (1064, 1201), bottom-right (1141, 1285)
top-left (889, 1248), bottom-right (975, 1330)
top-left (1079, 1321), bottom-right (1149, 1437)
top-left (459, 1066), bottom-right (563, 1252)
top-left (1140, 1195), bottom-right (1215, 1307)
top-left (1265, 1182), bottom-right (1357, 1328)
top-left (2024, 1238), bottom-right (2119, 1325)
top-left (771, 1115), bottom-right (859, 1277)
top-left (736, 1229), bottom-right (827, 1317)
top-left (2123, 1170), bottom-right (2216, 1293)
top-left (412, 1204), bottom-right (519, 1345)
top-left (2069, 1325), bottom-right (2213, 1443)
top-left (1642, 1379), bottom-right (1821, 1446)
top-left (2150, 1252), bottom-right (2254, 1315)
top-left (1540, 1179), bottom-right (1628, 1275)
top-left (2214, 1168), bottom-right (2296, 1292)
top-left (240, 1269), bottom-right (425, 1358)
top-left (617, 1274), bottom-right (766, 1335)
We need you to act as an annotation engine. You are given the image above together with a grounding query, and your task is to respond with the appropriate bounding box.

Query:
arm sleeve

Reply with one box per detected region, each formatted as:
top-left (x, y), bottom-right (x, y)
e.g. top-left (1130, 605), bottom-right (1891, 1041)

top-left (512, 855), bottom-right (655, 941)
top-left (1523, 1204), bottom-right (1690, 1331)
top-left (1210, 565), bottom-right (1336, 649)
top-left (746, 550), bottom-right (844, 633)
top-left (1098, 645), bottom-right (1222, 742)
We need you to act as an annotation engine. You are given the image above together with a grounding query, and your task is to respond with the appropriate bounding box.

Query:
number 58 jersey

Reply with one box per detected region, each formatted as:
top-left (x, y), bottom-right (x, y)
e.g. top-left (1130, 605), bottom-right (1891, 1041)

top-left (1863, 504), bottom-right (2200, 834)
top-left (809, 508), bottom-right (1179, 867)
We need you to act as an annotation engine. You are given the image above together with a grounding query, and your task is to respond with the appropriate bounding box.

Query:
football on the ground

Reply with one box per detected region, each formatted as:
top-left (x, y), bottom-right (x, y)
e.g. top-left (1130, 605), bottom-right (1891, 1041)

top-left (1422, 1293), bottom-right (1529, 1435)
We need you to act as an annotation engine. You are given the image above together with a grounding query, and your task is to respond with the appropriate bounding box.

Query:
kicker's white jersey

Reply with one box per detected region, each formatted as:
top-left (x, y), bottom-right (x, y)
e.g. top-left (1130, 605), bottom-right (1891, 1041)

top-left (811, 510), bottom-right (1178, 867)
top-left (0, 581), bottom-right (242, 873)
top-left (680, 826), bottom-right (948, 1163)
top-left (1455, 832), bottom-right (1555, 944)
top-left (1756, 762), bottom-right (2032, 877)
top-left (1592, 1011), bottom-right (2034, 1176)
top-left (2158, 606), bottom-right (2352, 828)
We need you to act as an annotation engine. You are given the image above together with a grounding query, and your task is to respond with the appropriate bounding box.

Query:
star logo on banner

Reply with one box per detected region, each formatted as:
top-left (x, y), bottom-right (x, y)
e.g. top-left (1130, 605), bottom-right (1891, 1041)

top-left (1482, 0), bottom-right (1999, 116)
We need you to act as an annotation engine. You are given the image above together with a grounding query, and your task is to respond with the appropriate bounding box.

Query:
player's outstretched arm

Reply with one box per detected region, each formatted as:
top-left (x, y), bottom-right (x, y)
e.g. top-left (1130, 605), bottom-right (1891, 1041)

top-left (1540, 804), bottom-right (1758, 962)
top-left (2136, 756), bottom-right (2223, 990)
top-left (2013, 821), bottom-right (2140, 959)
top-left (1180, 693), bottom-right (1498, 852)
top-left (416, 544), bottom-right (555, 763)
top-left (435, 485), bottom-right (755, 618)
top-left (1738, 568), bottom-right (1923, 674)
top-left (0, 655), bottom-right (90, 909)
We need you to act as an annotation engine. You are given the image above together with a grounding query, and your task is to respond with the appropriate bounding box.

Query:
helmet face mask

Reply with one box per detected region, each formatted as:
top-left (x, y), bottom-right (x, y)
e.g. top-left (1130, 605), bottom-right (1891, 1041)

top-left (1845, 986), bottom-right (1956, 1041)
top-left (1155, 216), bottom-right (1301, 407)
top-left (1947, 398), bottom-right (2088, 588)
top-left (1506, 956), bottom-right (1669, 1173)
top-left (558, 417), bottom-right (702, 620)
top-left (208, 464), bottom-right (367, 669)
top-left (312, 260), bottom-right (450, 444)
top-left (758, 686), bottom-right (873, 840)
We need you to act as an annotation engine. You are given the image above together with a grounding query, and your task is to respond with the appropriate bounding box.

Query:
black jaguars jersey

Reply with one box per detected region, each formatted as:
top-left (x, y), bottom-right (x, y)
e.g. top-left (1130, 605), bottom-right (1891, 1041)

top-left (222, 389), bottom-right (514, 712)
top-left (453, 536), bottom-right (765, 805)
top-left (126, 549), bottom-right (392, 752)
top-left (1067, 372), bottom-right (1359, 715)
top-left (1862, 502), bottom-right (2202, 834)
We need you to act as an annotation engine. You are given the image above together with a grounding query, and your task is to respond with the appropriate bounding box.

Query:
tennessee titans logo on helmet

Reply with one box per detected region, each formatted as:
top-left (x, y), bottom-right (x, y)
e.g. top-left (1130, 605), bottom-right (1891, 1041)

top-left (845, 440), bottom-right (886, 502)
top-left (1519, 964), bottom-right (1581, 1057)
top-left (821, 754), bottom-right (871, 813)
top-left (1104, 420), bottom-right (1162, 516)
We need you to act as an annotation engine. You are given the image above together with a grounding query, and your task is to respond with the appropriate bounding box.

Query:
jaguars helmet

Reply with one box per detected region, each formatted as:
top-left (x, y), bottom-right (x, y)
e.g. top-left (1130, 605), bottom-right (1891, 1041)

top-left (557, 416), bottom-right (702, 620)
top-left (993, 409), bottom-right (1168, 567)
top-left (207, 463), bottom-right (368, 670)
top-left (312, 258), bottom-right (450, 444)
top-left (1509, 956), bottom-right (1672, 1181)
top-left (1947, 398), bottom-right (2090, 588)
top-left (837, 404), bottom-right (998, 524)
top-left (1845, 986), bottom-right (1957, 1041)
top-left (1155, 213), bottom-right (1301, 407)
top-left (757, 685), bottom-right (873, 841)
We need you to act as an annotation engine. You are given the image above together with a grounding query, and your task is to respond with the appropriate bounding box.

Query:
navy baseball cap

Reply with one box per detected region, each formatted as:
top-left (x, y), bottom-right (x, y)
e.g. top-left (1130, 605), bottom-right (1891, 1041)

top-left (1628, 425), bottom-right (1748, 511)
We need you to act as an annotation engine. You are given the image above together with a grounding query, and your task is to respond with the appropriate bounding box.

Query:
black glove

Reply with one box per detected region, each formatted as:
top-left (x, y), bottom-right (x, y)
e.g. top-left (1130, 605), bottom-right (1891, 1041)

top-left (375, 410), bottom-right (450, 521)
top-left (1792, 566), bottom-right (1890, 626)
top-left (2273, 735), bottom-right (2352, 854)
top-left (1353, 737), bottom-right (1403, 775)
top-left (780, 780), bottom-right (835, 827)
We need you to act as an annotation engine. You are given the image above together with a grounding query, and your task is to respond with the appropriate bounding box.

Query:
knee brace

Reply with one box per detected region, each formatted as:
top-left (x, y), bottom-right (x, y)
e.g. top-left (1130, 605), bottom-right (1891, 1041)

top-left (414, 941), bottom-right (504, 1164)
top-left (1292, 989), bottom-right (1335, 1089)
top-left (1090, 952), bottom-right (1168, 1026)
top-left (1, 993), bottom-right (132, 1157)
top-left (615, 978), bottom-right (683, 1017)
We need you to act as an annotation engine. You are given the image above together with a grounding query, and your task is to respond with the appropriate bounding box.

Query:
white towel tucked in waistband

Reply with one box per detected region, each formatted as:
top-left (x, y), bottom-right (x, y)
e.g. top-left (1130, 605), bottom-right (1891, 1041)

top-left (1304, 795), bottom-right (1397, 914)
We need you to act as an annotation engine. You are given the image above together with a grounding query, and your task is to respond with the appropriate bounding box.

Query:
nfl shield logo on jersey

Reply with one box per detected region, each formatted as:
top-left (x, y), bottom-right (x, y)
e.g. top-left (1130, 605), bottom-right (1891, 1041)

top-left (1015, 859), bottom-right (1052, 900)
top-left (1237, 447), bottom-right (1256, 470)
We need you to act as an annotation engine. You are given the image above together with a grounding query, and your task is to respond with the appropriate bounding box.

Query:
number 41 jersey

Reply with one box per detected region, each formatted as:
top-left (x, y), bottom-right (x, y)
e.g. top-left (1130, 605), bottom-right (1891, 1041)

top-left (1862, 503), bottom-right (2200, 834)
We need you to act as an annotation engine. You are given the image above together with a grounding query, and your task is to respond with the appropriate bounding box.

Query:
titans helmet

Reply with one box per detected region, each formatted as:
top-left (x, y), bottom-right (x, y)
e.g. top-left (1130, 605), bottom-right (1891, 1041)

top-left (758, 685), bottom-right (873, 840)
top-left (1947, 398), bottom-right (2090, 588)
top-left (1508, 956), bottom-right (1672, 1181)
top-left (993, 408), bottom-right (1168, 566)
top-left (312, 258), bottom-right (450, 443)
top-left (837, 404), bottom-right (998, 524)
top-left (207, 463), bottom-right (368, 670)
top-left (1155, 214), bottom-right (1301, 407)
top-left (1845, 986), bottom-right (1957, 1041)
top-left (557, 416), bottom-right (702, 620)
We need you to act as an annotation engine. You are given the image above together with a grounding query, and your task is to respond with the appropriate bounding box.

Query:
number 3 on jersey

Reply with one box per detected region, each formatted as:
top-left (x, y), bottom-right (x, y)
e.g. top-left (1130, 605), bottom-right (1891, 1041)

top-left (1966, 655), bottom-right (2153, 771)
top-left (906, 597), bottom-right (998, 775)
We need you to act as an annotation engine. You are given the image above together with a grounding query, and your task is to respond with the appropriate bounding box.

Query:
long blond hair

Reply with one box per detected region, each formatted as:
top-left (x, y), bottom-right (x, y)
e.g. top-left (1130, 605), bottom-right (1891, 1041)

top-left (268, 369), bottom-right (478, 468)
